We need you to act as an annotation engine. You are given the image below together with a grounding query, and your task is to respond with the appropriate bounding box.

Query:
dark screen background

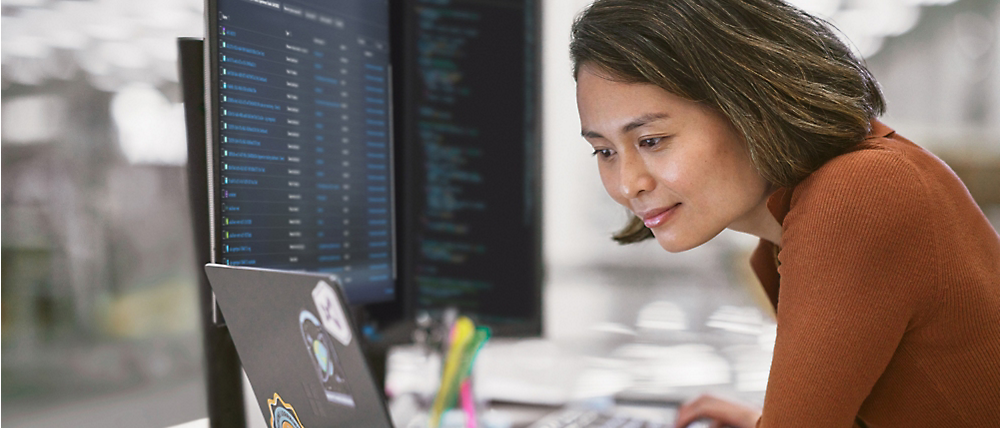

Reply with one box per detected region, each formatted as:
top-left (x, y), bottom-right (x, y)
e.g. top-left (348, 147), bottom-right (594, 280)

top-left (396, 0), bottom-right (542, 335)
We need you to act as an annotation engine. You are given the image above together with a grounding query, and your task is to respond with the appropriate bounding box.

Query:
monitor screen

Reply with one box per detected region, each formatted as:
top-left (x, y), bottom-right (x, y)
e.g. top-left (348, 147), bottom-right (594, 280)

top-left (206, 0), bottom-right (395, 305)
top-left (395, 0), bottom-right (542, 336)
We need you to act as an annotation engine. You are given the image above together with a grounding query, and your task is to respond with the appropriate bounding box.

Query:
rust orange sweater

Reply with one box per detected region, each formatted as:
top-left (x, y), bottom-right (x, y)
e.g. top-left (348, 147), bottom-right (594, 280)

top-left (750, 120), bottom-right (1000, 427)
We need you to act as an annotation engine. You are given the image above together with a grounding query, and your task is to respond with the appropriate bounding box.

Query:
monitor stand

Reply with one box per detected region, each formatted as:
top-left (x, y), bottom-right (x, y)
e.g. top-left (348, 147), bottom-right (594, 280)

top-left (178, 37), bottom-right (246, 428)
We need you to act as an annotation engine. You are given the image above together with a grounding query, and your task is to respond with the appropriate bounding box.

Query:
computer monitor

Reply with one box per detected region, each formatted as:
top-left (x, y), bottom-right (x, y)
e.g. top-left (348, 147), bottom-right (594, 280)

top-left (393, 0), bottom-right (542, 337)
top-left (205, 0), bottom-right (396, 306)
top-left (195, 0), bottom-right (541, 424)
top-left (204, 0), bottom-right (542, 338)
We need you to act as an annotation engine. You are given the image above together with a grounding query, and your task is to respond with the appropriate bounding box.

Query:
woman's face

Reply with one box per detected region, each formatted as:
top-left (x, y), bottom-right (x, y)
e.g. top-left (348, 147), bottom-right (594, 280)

top-left (576, 65), bottom-right (774, 252)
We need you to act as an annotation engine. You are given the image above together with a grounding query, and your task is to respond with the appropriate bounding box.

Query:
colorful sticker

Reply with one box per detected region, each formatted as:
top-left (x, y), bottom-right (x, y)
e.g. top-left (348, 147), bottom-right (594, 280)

top-left (267, 393), bottom-right (304, 428)
top-left (311, 280), bottom-right (353, 346)
top-left (300, 309), bottom-right (356, 407)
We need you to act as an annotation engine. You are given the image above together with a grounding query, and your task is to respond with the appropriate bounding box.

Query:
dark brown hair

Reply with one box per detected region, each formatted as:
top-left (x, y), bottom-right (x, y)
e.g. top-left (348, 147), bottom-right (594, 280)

top-left (570, 0), bottom-right (886, 244)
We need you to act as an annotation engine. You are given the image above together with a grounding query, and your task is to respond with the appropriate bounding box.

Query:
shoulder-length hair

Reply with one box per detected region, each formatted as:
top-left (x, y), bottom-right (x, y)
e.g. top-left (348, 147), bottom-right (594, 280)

top-left (570, 0), bottom-right (886, 244)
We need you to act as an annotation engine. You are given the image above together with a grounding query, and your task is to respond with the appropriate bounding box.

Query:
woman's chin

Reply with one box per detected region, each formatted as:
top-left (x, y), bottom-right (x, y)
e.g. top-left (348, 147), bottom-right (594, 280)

top-left (653, 231), bottom-right (710, 253)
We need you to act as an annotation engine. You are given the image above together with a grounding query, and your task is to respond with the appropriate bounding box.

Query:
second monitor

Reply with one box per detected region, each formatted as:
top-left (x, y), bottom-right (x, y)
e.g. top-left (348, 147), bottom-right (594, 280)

top-left (393, 0), bottom-right (542, 337)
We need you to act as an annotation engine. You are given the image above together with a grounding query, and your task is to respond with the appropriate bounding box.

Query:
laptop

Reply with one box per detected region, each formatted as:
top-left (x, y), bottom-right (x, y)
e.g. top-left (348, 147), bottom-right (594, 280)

top-left (204, 264), bottom-right (394, 428)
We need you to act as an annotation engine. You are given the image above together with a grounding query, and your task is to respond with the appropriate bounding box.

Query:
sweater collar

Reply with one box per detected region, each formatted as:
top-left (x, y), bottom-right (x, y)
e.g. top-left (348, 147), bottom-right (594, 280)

top-left (765, 119), bottom-right (894, 226)
top-left (866, 118), bottom-right (895, 141)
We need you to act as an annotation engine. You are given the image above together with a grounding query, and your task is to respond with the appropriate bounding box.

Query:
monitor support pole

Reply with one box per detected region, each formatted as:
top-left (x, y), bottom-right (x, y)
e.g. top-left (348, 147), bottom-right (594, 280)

top-left (178, 37), bottom-right (247, 428)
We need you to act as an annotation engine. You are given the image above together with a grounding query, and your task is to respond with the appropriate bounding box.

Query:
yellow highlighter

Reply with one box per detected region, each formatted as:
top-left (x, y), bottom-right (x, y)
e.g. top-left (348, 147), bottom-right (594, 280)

top-left (429, 316), bottom-right (476, 428)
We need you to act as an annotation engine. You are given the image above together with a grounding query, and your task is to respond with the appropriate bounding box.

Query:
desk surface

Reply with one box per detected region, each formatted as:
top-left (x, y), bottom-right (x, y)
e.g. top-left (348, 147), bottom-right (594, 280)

top-left (167, 401), bottom-right (679, 428)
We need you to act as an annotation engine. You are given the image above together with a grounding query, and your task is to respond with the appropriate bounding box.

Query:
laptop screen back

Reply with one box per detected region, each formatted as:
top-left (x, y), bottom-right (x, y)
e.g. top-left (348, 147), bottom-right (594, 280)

top-left (205, 264), bottom-right (393, 428)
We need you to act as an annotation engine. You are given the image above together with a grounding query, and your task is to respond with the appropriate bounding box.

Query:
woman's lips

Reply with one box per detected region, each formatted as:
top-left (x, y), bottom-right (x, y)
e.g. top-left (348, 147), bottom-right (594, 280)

top-left (641, 203), bottom-right (681, 229)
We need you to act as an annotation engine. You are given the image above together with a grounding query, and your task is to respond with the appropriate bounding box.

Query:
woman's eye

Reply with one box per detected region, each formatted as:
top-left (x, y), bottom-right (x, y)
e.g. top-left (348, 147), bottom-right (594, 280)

top-left (592, 148), bottom-right (613, 158)
top-left (639, 137), bottom-right (663, 147)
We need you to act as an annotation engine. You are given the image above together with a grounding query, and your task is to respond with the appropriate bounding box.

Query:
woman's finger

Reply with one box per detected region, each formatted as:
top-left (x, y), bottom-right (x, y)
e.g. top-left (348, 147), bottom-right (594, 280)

top-left (674, 394), bottom-right (760, 428)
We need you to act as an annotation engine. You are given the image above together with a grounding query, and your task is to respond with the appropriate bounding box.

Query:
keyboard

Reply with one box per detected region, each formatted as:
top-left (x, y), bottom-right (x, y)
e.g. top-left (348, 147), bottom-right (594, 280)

top-left (527, 408), bottom-right (669, 428)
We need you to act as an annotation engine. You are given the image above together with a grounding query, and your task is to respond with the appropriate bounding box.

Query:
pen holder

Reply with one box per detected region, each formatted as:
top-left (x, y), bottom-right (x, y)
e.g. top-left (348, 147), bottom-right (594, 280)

top-left (428, 316), bottom-right (491, 428)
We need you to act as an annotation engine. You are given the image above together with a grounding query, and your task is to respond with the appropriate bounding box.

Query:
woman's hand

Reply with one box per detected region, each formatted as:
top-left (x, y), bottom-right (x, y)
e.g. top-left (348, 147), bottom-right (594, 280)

top-left (674, 394), bottom-right (761, 428)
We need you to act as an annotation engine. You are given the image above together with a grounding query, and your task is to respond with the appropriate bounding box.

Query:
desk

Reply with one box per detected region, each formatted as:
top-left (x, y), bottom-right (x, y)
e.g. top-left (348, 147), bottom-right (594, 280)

top-left (377, 266), bottom-right (772, 428)
top-left (166, 401), bottom-right (678, 428)
top-left (166, 265), bottom-right (771, 428)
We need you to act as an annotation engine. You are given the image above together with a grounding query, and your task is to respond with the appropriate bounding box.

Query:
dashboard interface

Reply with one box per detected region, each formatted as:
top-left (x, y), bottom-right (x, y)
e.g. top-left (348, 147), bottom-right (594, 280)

top-left (208, 0), bottom-right (394, 304)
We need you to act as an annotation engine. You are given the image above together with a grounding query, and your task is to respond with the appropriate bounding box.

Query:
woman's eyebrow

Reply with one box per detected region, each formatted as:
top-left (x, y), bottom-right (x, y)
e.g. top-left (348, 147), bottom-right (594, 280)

top-left (581, 112), bottom-right (671, 139)
top-left (621, 113), bottom-right (669, 133)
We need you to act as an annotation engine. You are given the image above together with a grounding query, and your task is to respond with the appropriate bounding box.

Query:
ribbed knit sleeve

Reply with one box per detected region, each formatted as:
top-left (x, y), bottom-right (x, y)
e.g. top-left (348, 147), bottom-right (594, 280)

top-left (758, 148), bottom-right (936, 426)
top-left (752, 125), bottom-right (1000, 427)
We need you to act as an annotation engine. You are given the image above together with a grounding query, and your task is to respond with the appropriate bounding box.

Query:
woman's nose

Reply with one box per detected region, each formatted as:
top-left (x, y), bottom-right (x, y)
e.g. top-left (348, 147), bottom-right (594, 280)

top-left (619, 152), bottom-right (655, 199)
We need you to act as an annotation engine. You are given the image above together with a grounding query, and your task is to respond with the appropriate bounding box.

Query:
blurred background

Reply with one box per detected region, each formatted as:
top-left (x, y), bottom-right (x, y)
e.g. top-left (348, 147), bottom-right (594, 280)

top-left (2, 0), bottom-right (998, 426)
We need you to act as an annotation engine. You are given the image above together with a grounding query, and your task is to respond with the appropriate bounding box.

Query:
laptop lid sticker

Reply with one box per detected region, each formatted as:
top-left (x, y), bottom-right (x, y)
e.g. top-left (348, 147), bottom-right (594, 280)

top-left (311, 280), bottom-right (353, 346)
top-left (267, 393), bottom-right (305, 428)
top-left (299, 309), bottom-right (356, 407)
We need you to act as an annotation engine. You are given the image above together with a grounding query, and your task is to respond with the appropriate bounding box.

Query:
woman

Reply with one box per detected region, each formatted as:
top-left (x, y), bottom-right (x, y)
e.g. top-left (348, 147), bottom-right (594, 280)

top-left (570, 0), bottom-right (1000, 427)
